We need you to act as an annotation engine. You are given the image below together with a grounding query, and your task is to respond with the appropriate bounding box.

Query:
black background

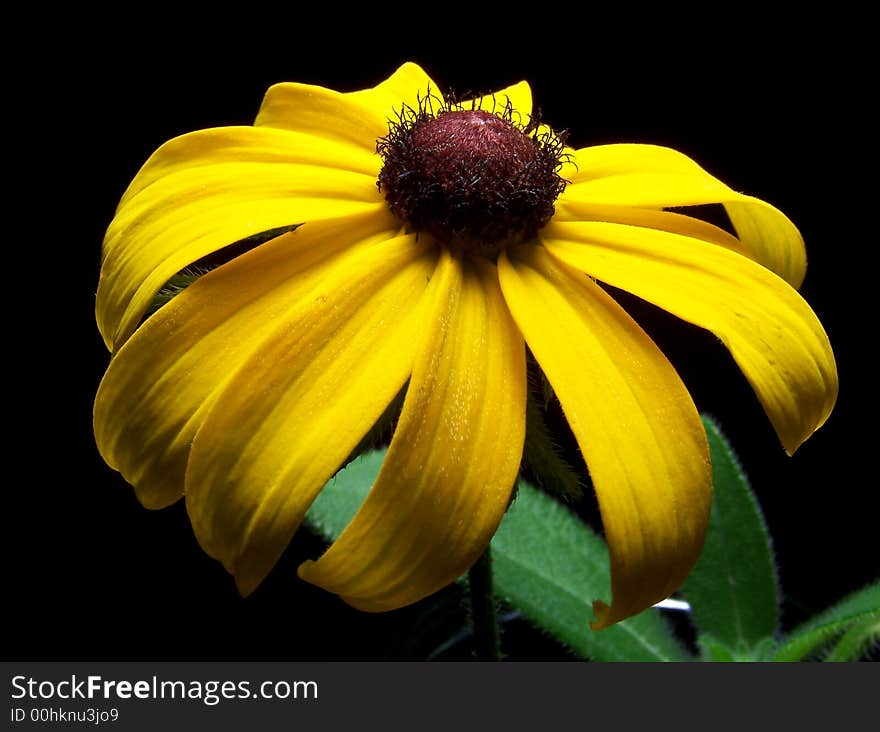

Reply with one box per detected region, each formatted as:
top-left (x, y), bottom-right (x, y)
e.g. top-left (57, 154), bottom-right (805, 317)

top-left (10, 19), bottom-right (875, 660)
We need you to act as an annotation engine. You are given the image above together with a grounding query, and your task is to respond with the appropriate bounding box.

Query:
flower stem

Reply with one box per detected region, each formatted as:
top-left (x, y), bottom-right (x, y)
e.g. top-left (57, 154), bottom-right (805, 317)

top-left (468, 549), bottom-right (501, 661)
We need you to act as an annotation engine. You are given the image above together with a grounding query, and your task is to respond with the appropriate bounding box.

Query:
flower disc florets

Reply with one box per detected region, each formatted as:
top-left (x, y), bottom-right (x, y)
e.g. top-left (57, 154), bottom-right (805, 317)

top-left (377, 96), bottom-right (569, 258)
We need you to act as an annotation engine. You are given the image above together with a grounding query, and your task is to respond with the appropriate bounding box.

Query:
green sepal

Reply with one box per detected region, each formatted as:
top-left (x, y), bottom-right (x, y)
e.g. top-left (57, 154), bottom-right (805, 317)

top-left (770, 582), bottom-right (880, 661)
top-left (521, 388), bottom-right (583, 502)
top-left (145, 224), bottom-right (300, 315)
top-left (144, 270), bottom-right (205, 316)
top-left (681, 415), bottom-right (779, 658)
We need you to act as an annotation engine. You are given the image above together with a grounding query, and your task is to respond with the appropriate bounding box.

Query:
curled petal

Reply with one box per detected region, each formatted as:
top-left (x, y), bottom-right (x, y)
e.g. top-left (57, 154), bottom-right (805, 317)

top-left (561, 144), bottom-right (806, 287)
top-left (543, 220), bottom-right (838, 454)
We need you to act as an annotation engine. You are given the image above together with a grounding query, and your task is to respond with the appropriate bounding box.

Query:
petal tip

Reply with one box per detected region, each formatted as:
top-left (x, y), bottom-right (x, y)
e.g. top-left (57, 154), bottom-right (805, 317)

top-left (396, 60), bottom-right (428, 75)
top-left (234, 570), bottom-right (261, 598)
top-left (134, 486), bottom-right (182, 511)
top-left (589, 599), bottom-right (612, 631)
top-left (296, 559), bottom-right (317, 582)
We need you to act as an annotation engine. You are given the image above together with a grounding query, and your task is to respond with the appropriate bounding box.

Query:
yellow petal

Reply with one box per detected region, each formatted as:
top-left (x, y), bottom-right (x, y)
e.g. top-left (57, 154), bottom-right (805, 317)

top-left (98, 125), bottom-right (389, 352)
top-left (498, 244), bottom-right (711, 629)
top-left (543, 221), bottom-right (838, 454)
top-left (561, 144), bottom-right (806, 287)
top-left (185, 234), bottom-right (438, 596)
top-left (256, 61), bottom-right (439, 149)
top-left (351, 61), bottom-right (442, 115)
top-left (552, 203), bottom-right (749, 257)
top-left (93, 213), bottom-right (398, 509)
top-left (299, 252), bottom-right (526, 611)
top-left (118, 126), bottom-right (380, 209)
top-left (455, 80), bottom-right (533, 121)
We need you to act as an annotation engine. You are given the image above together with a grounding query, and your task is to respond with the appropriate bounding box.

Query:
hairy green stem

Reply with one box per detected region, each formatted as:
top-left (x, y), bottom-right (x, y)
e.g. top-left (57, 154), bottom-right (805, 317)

top-left (468, 550), bottom-right (501, 661)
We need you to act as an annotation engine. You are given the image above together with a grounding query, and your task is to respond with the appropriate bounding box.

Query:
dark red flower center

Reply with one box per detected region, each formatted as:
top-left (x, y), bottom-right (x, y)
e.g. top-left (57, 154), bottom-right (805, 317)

top-left (377, 106), bottom-right (568, 258)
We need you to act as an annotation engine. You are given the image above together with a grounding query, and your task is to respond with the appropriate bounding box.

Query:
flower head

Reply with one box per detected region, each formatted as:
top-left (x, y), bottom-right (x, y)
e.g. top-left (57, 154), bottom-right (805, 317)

top-left (94, 63), bottom-right (837, 629)
top-left (377, 99), bottom-right (567, 253)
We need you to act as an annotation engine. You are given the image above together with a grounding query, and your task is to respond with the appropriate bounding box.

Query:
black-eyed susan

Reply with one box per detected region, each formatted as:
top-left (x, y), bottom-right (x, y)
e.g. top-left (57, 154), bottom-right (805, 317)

top-left (93, 62), bottom-right (837, 629)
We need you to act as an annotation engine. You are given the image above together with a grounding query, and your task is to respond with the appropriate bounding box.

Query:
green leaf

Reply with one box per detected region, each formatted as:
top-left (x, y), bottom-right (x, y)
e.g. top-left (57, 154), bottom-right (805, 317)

top-left (697, 634), bottom-right (736, 662)
top-left (771, 582), bottom-right (880, 661)
top-left (681, 415), bottom-right (779, 657)
top-left (491, 483), bottom-right (688, 661)
top-left (305, 450), bottom-right (687, 661)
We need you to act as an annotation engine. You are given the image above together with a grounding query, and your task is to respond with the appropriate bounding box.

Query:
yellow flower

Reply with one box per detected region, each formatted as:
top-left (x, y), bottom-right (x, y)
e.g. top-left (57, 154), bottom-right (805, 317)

top-left (93, 62), bottom-right (837, 629)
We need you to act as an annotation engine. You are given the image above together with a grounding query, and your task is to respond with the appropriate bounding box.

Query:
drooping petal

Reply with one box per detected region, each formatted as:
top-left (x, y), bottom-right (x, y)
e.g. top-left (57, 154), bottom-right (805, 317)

top-left (185, 234), bottom-right (438, 596)
top-left (98, 125), bottom-right (390, 351)
top-left (256, 62), bottom-right (439, 149)
top-left (542, 221), bottom-right (838, 454)
top-left (299, 252), bottom-right (526, 611)
top-left (560, 144), bottom-right (806, 287)
top-left (498, 244), bottom-right (711, 629)
top-left (94, 213), bottom-right (399, 509)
